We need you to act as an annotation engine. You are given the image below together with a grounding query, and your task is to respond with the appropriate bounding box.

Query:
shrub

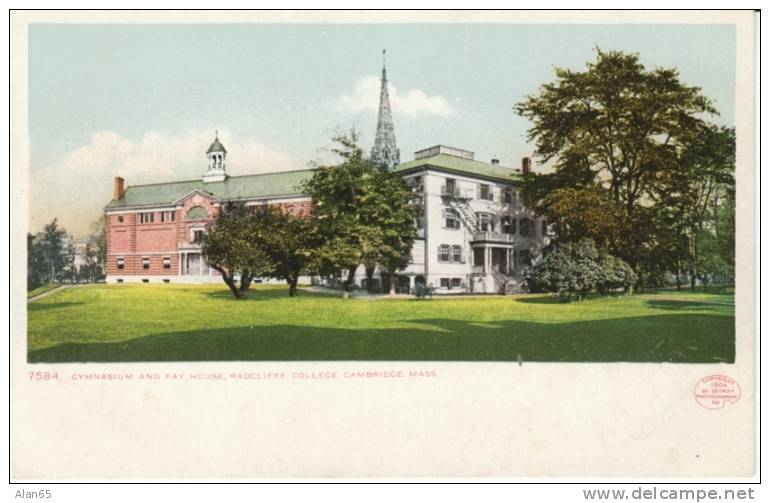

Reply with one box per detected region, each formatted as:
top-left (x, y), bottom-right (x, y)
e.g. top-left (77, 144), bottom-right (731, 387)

top-left (527, 238), bottom-right (635, 301)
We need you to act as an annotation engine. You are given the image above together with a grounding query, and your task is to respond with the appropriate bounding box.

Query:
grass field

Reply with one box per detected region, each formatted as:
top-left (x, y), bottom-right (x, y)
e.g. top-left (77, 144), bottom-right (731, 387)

top-left (27, 283), bottom-right (65, 299)
top-left (26, 284), bottom-right (735, 363)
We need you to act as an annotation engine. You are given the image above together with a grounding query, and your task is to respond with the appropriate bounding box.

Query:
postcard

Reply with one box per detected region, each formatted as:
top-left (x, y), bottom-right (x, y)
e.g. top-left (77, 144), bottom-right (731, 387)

top-left (10, 10), bottom-right (758, 479)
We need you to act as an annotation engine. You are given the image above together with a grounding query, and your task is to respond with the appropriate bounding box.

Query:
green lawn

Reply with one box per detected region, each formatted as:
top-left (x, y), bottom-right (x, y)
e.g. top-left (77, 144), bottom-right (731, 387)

top-left (26, 284), bottom-right (735, 363)
top-left (27, 283), bottom-right (65, 299)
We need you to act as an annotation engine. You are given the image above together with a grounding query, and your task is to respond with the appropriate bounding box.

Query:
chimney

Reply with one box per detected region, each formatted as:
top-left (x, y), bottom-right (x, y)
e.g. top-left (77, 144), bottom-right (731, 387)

top-left (491, 158), bottom-right (500, 165)
top-left (522, 157), bottom-right (532, 176)
top-left (114, 176), bottom-right (125, 200)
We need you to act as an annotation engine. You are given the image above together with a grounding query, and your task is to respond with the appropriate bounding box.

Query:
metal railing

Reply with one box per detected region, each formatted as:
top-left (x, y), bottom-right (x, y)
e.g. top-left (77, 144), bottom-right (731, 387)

top-left (471, 231), bottom-right (515, 243)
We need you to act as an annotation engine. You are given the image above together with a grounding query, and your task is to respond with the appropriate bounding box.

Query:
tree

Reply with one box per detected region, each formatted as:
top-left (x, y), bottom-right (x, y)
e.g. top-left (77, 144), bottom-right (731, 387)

top-left (61, 236), bottom-right (78, 284)
top-left (27, 233), bottom-right (46, 289)
top-left (656, 125), bottom-right (735, 289)
top-left (203, 202), bottom-right (274, 300)
top-left (88, 216), bottom-right (107, 281)
top-left (36, 219), bottom-right (68, 283)
top-left (253, 206), bottom-right (322, 297)
top-left (536, 187), bottom-right (630, 254)
top-left (527, 238), bottom-right (635, 301)
top-left (302, 130), bottom-right (418, 294)
top-left (516, 48), bottom-right (718, 272)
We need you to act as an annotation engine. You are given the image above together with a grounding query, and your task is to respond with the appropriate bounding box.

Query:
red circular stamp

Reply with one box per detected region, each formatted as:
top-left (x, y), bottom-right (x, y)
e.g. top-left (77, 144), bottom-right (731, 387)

top-left (694, 375), bottom-right (741, 409)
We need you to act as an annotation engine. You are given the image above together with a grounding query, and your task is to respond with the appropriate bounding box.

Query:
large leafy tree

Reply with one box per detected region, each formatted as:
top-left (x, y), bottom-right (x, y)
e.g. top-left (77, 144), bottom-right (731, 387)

top-left (516, 48), bottom-right (719, 272)
top-left (656, 125), bottom-right (735, 289)
top-left (203, 202), bottom-right (274, 300)
top-left (302, 130), bottom-right (418, 294)
top-left (253, 205), bottom-right (323, 297)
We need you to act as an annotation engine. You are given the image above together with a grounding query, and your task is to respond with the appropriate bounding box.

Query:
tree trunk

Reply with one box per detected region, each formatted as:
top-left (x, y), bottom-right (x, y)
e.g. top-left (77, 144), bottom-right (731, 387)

top-left (388, 271), bottom-right (396, 296)
top-left (345, 266), bottom-right (357, 291)
top-left (288, 275), bottom-right (299, 297)
top-left (238, 274), bottom-right (252, 299)
top-left (217, 267), bottom-right (245, 300)
top-left (365, 266), bottom-right (375, 292)
top-left (675, 264), bottom-right (682, 291)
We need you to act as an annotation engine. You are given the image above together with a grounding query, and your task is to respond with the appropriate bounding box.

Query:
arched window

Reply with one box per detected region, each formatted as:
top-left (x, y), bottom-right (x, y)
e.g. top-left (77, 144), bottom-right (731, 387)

top-left (187, 206), bottom-right (208, 220)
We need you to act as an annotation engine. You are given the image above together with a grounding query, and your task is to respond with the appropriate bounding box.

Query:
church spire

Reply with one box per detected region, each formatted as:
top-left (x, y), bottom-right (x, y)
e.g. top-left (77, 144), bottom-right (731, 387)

top-left (370, 49), bottom-right (400, 170)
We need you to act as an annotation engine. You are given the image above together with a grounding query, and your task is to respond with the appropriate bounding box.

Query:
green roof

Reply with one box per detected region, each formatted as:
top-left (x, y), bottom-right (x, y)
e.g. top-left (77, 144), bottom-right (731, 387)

top-left (206, 137), bottom-right (227, 153)
top-left (394, 153), bottom-right (523, 183)
top-left (106, 169), bottom-right (315, 209)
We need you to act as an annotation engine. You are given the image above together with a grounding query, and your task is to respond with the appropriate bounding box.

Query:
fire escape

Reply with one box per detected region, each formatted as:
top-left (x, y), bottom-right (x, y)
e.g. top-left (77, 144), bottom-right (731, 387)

top-left (440, 185), bottom-right (525, 294)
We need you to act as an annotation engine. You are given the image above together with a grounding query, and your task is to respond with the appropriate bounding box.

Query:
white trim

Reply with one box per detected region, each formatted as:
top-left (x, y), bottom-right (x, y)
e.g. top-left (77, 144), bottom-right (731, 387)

top-left (105, 206), bottom-right (177, 215)
top-left (172, 189), bottom-right (218, 205)
top-left (107, 251), bottom-right (178, 256)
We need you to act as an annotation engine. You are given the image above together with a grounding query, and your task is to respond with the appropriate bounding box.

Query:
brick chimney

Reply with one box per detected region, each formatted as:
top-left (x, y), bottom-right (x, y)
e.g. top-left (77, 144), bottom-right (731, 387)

top-left (522, 157), bottom-right (532, 176)
top-left (114, 176), bottom-right (125, 200)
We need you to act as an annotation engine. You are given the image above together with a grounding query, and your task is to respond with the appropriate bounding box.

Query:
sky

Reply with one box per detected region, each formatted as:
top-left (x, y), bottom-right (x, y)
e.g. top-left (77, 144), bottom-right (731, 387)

top-left (28, 23), bottom-right (736, 237)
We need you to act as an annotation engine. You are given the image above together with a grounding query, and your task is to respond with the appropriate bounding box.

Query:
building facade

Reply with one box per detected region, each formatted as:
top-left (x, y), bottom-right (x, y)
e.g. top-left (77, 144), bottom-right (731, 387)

top-left (389, 146), bottom-right (551, 294)
top-left (105, 54), bottom-right (550, 293)
top-left (104, 136), bottom-right (313, 284)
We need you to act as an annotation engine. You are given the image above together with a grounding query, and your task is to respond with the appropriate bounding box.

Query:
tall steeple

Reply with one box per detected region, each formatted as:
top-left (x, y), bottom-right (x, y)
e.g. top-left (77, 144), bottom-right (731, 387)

top-left (370, 49), bottom-right (400, 170)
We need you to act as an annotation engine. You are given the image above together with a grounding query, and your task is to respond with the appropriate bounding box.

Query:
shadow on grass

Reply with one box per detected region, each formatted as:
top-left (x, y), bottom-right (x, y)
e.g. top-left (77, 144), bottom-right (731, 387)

top-left (645, 300), bottom-right (733, 311)
top-left (28, 313), bottom-right (735, 364)
top-left (514, 294), bottom-right (630, 305)
top-left (27, 302), bottom-right (85, 312)
top-left (203, 287), bottom-right (331, 301)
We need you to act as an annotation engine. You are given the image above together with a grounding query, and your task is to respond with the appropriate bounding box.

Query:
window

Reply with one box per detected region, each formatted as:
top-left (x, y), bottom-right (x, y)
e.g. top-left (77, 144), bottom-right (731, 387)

top-left (187, 206), bottom-right (208, 220)
top-left (473, 248), bottom-right (484, 266)
top-left (453, 245), bottom-right (463, 263)
top-left (479, 184), bottom-right (493, 201)
top-left (444, 178), bottom-right (456, 196)
top-left (116, 257), bottom-right (125, 270)
top-left (162, 257), bottom-right (171, 269)
top-left (412, 176), bottom-right (423, 192)
top-left (117, 215), bottom-right (124, 223)
top-left (477, 213), bottom-right (494, 232)
top-left (139, 212), bottom-right (154, 224)
top-left (502, 216), bottom-right (516, 235)
top-left (542, 220), bottom-right (548, 235)
top-left (440, 278), bottom-right (450, 288)
top-left (160, 211), bottom-right (175, 223)
top-left (417, 206), bottom-right (425, 229)
top-left (444, 209), bottom-right (461, 229)
top-left (504, 189), bottom-right (516, 205)
top-left (142, 257), bottom-right (150, 269)
top-left (451, 278), bottom-right (462, 288)
top-left (192, 230), bottom-right (205, 244)
top-left (520, 218), bottom-right (531, 237)
top-left (438, 244), bottom-right (450, 262)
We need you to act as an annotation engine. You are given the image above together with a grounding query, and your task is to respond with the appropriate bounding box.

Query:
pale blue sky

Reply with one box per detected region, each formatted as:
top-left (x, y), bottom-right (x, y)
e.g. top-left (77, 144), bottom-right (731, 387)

top-left (29, 23), bottom-right (736, 236)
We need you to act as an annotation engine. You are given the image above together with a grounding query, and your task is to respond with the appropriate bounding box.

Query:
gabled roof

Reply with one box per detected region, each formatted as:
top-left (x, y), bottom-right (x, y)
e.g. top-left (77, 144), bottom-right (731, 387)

top-left (394, 153), bottom-right (523, 184)
top-left (105, 169), bottom-right (315, 210)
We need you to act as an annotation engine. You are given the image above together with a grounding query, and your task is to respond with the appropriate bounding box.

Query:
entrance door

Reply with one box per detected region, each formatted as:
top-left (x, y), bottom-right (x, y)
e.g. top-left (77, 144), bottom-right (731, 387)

top-left (186, 253), bottom-right (202, 275)
top-left (492, 248), bottom-right (508, 274)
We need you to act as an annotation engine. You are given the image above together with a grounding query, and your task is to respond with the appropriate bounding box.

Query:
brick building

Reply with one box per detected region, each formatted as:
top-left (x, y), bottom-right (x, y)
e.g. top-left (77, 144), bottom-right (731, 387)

top-left (104, 135), bottom-right (313, 283)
